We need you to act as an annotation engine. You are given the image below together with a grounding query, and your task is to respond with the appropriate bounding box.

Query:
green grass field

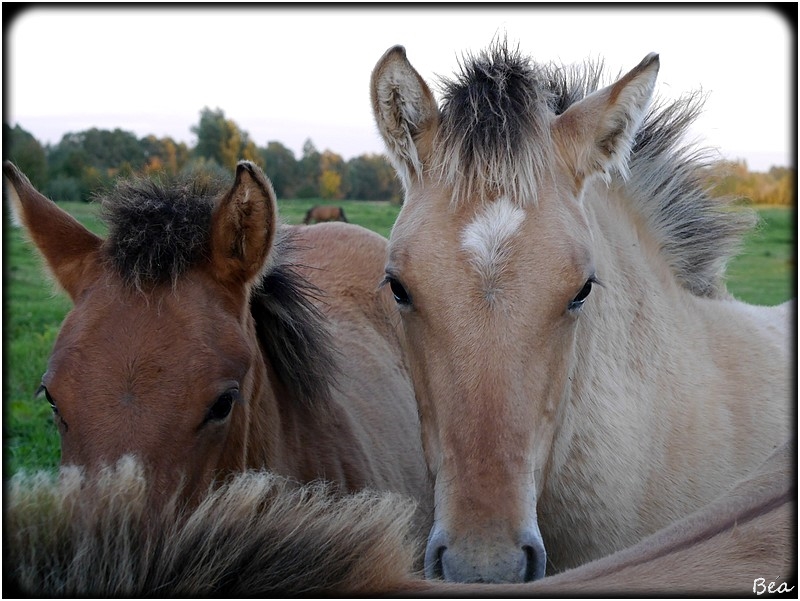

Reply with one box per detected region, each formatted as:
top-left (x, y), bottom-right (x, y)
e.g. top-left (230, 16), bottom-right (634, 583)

top-left (4, 201), bottom-right (794, 475)
top-left (726, 207), bottom-right (796, 306)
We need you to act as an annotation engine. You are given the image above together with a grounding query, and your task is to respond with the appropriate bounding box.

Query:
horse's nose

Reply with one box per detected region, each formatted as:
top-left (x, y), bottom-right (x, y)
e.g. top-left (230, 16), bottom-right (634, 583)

top-left (424, 527), bottom-right (547, 583)
top-left (522, 528), bottom-right (548, 581)
top-left (424, 528), bottom-right (447, 580)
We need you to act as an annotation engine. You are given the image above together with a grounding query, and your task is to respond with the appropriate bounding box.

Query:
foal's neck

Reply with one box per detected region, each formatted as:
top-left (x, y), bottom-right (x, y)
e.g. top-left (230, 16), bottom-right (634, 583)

top-left (246, 361), bottom-right (373, 492)
top-left (541, 184), bottom-right (790, 569)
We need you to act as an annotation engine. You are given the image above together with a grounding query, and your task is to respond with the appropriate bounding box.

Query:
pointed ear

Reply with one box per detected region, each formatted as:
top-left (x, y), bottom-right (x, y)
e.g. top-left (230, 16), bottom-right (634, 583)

top-left (210, 161), bottom-right (277, 288)
top-left (552, 53), bottom-right (659, 190)
top-left (4, 160), bottom-right (103, 301)
top-left (370, 45), bottom-right (440, 190)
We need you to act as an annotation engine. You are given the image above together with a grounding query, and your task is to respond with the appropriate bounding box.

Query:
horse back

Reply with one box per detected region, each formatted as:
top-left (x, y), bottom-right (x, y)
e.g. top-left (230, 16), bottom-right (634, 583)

top-left (288, 223), bottom-right (431, 511)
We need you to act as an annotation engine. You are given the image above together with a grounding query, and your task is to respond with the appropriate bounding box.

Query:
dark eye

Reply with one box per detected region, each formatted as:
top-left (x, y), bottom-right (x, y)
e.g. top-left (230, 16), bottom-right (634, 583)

top-left (568, 278), bottom-right (596, 312)
top-left (205, 389), bottom-right (239, 424)
top-left (383, 275), bottom-right (412, 307)
top-left (36, 384), bottom-right (58, 414)
top-left (37, 384), bottom-right (69, 432)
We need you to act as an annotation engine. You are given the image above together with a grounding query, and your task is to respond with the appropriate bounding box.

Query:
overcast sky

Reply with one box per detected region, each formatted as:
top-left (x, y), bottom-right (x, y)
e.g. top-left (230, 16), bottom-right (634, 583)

top-left (6, 5), bottom-right (794, 172)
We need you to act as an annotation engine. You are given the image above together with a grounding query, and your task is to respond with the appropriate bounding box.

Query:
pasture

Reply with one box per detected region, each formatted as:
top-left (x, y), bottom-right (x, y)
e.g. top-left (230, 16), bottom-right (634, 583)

top-left (4, 200), bottom-right (795, 475)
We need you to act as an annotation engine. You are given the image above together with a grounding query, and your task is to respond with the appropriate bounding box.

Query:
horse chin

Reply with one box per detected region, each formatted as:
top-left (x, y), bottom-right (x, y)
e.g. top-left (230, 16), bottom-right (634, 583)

top-left (423, 521), bottom-right (547, 583)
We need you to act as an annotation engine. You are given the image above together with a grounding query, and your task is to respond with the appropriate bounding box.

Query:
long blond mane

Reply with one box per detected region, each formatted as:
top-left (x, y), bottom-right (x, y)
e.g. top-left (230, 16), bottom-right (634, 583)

top-left (6, 458), bottom-right (418, 596)
top-left (6, 443), bottom-right (791, 595)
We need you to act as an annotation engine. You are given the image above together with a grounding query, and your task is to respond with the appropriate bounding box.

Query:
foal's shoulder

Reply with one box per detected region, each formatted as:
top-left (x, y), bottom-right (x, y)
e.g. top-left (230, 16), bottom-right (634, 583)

top-left (726, 297), bottom-right (794, 340)
top-left (290, 222), bottom-right (388, 288)
top-left (287, 223), bottom-right (391, 321)
top-left (287, 221), bottom-right (400, 351)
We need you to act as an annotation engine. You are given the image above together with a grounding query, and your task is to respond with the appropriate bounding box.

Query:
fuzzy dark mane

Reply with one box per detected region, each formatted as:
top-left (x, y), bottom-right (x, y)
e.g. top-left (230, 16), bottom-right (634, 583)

top-left (100, 174), bottom-right (222, 289)
top-left (250, 229), bottom-right (338, 407)
top-left (436, 41), bottom-right (754, 298)
top-left (435, 42), bottom-right (554, 205)
top-left (99, 175), bottom-right (336, 405)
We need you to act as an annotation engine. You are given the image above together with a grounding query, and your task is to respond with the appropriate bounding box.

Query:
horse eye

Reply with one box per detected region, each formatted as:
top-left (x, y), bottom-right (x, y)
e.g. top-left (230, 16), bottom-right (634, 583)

top-left (568, 278), bottom-right (595, 312)
top-left (390, 279), bottom-right (411, 305)
top-left (205, 389), bottom-right (239, 424)
top-left (384, 276), bottom-right (412, 306)
top-left (36, 384), bottom-right (58, 413)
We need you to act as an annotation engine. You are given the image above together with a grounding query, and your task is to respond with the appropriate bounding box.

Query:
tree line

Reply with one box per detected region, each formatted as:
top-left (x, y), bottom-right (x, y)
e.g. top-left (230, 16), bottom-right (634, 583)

top-left (5, 107), bottom-right (794, 206)
top-left (702, 160), bottom-right (794, 207)
top-left (4, 107), bottom-right (402, 204)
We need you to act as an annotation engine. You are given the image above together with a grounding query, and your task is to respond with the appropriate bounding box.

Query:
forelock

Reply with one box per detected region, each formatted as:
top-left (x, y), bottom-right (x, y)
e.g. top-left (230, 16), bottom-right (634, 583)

top-left (99, 174), bottom-right (225, 289)
top-left (434, 40), bottom-right (555, 206)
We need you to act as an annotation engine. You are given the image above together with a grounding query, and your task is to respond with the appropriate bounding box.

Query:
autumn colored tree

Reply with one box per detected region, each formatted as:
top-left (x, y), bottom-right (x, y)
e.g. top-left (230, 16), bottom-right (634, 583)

top-left (141, 135), bottom-right (190, 176)
top-left (319, 170), bottom-right (342, 199)
top-left (705, 160), bottom-right (795, 206)
top-left (319, 150), bottom-right (346, 199)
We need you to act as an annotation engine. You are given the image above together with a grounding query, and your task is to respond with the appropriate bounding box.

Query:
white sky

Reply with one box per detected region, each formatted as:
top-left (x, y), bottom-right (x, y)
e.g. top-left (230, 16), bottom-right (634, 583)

top-left (6, 5), bottom-right (794, 172)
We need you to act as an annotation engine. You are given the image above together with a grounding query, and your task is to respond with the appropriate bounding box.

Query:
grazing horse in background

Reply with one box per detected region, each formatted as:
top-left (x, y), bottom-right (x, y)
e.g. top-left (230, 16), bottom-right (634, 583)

top-left (3, 161), bottom-right (431, 533)
top-left (6, 440), bottom-right (793, 595)
top-left (371, 43), bottom-right (792, 583)
top-left (303, 204), bottom-right (348, 224)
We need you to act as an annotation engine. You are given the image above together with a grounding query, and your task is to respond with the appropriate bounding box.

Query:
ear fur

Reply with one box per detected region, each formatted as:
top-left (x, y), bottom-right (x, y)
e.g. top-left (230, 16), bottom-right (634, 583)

top-left (553, 53), bottom-right (659, 190)
top-left (210, 161), bottom-right (277, 288)
top-left (370, 45), bottom-right (439, 191)
top-left (4, 160), bottom-right (103, 301)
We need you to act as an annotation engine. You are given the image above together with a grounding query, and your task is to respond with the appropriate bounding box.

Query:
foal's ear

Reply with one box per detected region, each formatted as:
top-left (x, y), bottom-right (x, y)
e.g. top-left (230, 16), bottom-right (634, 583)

top-left (371, 45), bottom-right (440, 190)
top-left (553, 53), bottom-right (659, 190)
top-left (4, 160), bottom-right (103, 301)
top-left (210, 161), bottom-right (277, 288)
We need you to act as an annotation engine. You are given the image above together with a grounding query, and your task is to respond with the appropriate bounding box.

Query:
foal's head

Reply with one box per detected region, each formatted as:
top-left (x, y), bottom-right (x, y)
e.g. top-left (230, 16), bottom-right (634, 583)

top-left (6, 161), bottom-right (284, 504)
top-left (372, 44), bottom-right (659, 582)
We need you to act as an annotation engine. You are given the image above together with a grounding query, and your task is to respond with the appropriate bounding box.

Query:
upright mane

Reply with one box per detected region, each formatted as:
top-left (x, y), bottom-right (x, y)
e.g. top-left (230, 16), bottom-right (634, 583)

top-left (100, 174), bottom-right (220, 288)
top-left (98, 174), bottom-right (336, 405)
top-left (435, 40), bottom-right (754, 297)
top-left (435, 42), bottom-right (554, 206)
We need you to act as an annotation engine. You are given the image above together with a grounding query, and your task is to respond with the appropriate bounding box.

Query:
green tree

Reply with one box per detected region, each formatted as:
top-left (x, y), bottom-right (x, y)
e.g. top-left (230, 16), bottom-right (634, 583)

top-left (260, 141), bottom-right (299, 198)
top-left (346, 153), bottom-right (402, 202)
top-left (191, 107), bottom-right (263, 172)
top-left (45, 127), bottom-right (147, 199)
top-left (45, 137), bottom-right (92, 201)
top-left (78, 128), bottom-right (146, 172)
top-left (192, 108), bottom-right (226, 165)
top-left (297, 138), bottom-right (321, 198)
top-left (4, 124), bottom-right (47, 189)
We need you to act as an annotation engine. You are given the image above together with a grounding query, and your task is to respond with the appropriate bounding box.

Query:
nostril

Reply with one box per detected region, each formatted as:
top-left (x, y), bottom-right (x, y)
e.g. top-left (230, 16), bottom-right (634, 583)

top-left (424, 544), bottom-right (447, 579)
top-left (523, 544), bottom-right (547, 582)
top-left (424, 528), bottom-right (449, 580)
top-left (521, 525), bottom-right (548, 582)
top-left (430, 545), bottom-right (446, 579)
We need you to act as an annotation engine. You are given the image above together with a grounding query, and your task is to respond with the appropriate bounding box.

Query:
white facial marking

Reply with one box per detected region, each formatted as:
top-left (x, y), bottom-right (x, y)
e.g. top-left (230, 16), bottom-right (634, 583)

top-left (461, 196), bottom-right (525, 297)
